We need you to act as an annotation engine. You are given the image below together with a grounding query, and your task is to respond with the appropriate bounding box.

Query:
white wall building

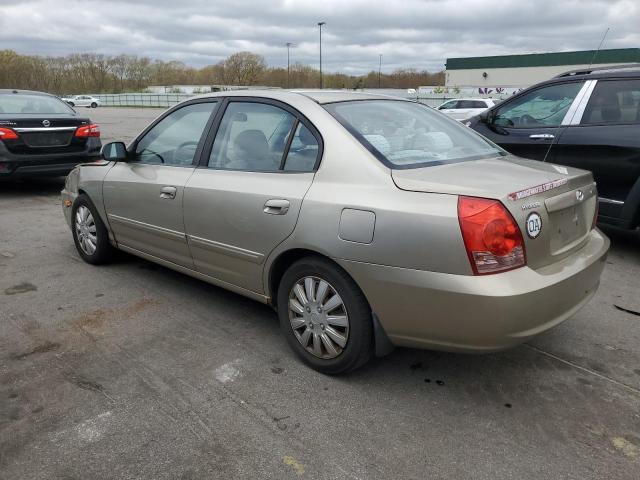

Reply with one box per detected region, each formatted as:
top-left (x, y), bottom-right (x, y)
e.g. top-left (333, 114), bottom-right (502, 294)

top-left (445, 48), bottom-right (640, 90)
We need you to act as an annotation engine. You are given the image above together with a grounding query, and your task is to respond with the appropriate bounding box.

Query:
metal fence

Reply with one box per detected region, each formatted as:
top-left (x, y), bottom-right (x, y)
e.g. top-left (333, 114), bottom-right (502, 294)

top-left (88, 91), bottom-right (509, 109)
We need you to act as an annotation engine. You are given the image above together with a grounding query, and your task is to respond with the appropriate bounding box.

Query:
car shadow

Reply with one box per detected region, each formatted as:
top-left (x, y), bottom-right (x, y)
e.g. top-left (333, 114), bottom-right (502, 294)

top-left (0, 177), bottom-right (66, 199)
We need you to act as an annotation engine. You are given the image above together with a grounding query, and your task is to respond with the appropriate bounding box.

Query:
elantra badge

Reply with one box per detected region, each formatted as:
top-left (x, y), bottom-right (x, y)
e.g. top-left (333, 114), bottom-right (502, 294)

top-left (42, 119), bottom-right (51, 127)
top-left (526, 212), bottom-right (542, 239)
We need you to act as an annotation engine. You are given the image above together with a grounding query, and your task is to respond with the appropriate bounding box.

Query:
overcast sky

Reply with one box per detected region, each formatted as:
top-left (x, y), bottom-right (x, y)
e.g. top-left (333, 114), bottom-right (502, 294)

top-left (1, 0), bottom-right (639, 74)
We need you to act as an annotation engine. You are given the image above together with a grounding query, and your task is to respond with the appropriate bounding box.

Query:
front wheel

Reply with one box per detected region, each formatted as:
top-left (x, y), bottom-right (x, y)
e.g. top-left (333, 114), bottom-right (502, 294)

top-left (91, 102), bottom-right (97, 108)
top-left (277, 257), bottom-right (373, 374)
top-left (71, 194), bottom-right (113, 265)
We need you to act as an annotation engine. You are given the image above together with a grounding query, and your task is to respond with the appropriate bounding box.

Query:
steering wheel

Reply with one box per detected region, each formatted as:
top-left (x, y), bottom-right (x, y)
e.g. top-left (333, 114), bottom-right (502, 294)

top-left (519, 114), bottom-right (539, 126)
top-left (174, 141), bottom-right (199, 164)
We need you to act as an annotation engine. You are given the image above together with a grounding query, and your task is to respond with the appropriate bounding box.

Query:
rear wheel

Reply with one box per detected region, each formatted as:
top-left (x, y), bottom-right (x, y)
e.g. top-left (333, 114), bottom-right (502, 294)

top-left (71, 194), bottom-right (113, 265)
top-left (91, 102), bottom-right (97, 108)
top-left (277, 257), bottom-right (373, 374)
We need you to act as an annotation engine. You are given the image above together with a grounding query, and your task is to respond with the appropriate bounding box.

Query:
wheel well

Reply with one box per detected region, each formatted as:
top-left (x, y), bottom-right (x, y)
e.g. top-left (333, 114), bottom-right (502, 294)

top-left (268, 249), bottom-right (338, 307)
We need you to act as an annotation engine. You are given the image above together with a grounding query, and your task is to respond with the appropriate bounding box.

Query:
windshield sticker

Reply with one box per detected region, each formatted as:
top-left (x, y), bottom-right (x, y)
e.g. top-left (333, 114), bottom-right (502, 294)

top-left (508, 178), bottom-right (568, 201)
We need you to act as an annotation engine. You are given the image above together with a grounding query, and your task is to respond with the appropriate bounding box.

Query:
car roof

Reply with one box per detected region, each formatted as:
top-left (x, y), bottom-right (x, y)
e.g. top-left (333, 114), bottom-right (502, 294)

top-left (195, 89), bottom-right (410, 105)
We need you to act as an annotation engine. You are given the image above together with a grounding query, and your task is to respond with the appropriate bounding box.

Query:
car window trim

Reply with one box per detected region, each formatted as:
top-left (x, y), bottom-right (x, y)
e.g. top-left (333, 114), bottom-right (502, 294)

top-left (490, 79), bottom-right (585, 130)
top-left (197, 96), bottom-right (324, 174)
top-left (279, 118), bottom-right (299, 170)
top-left (564, 80), bottom-right (597, 125)
top-left (127, 98), bottom-right (220, 168)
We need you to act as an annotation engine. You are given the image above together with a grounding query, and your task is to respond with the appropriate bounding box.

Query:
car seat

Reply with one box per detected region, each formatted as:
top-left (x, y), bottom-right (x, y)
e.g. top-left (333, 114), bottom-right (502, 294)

top-left (231, 129), bottom-right (273, 170)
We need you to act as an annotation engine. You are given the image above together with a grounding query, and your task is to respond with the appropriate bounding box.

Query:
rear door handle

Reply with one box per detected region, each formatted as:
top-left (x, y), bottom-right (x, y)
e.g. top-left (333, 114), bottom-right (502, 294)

top-left (529, 133), bottom-right (555, 140)
top-left (263, 199), bottom-right (290, 215)
top-left (160, 186), bottom-right (177, 199)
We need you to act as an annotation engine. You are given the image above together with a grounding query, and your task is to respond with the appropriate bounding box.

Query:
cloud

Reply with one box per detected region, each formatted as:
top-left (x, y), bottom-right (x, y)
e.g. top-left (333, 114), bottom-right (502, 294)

top-left (0, 0), bottom-right (638, 74)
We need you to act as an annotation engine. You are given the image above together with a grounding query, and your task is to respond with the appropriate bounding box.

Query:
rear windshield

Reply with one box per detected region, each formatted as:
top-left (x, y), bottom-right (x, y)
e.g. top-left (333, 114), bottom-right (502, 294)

top-left (324, 100), bottom-right (505, 169)
top-left (0, 94), bottom-right (75, 114)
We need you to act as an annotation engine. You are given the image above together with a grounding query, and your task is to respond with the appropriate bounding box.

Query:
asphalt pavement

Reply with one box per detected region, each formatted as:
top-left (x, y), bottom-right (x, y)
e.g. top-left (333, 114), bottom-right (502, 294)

top-left (0, 107), bottom-right (639, 479)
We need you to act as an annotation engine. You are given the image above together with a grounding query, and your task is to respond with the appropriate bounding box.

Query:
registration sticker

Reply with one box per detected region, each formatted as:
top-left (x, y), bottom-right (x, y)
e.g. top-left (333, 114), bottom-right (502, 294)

top-left (526, 212), bottom-right (542, 239)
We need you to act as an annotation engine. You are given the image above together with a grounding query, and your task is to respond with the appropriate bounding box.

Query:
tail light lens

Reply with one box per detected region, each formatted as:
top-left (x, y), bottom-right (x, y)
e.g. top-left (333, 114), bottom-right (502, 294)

top-left (75, 124), bottom-right (100, 138)
top-left (458, 196), bottom-right (526, 275)
top-left (0, 128), bottom-right (19, 141)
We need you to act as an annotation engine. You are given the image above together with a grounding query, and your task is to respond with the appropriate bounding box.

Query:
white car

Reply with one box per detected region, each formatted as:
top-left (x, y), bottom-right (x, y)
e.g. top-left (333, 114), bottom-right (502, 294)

top-left (437, 98), bottom-right (499, 121)
top-left (62, 95), bottom-right (101, 108)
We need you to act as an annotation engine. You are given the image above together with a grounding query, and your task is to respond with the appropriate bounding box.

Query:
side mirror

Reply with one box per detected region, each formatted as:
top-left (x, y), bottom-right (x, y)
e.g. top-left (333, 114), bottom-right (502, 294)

top-left (101, 141), bottom-right (128, 162)
top-left (479, 110), bottom-right (491, 123)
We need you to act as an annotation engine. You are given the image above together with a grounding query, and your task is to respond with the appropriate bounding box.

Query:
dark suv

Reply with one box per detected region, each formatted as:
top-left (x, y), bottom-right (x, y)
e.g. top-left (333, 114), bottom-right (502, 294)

top-left (0, 89), bottom-right (101, 179)
top-left (468, 64), bottom-right (640, 230)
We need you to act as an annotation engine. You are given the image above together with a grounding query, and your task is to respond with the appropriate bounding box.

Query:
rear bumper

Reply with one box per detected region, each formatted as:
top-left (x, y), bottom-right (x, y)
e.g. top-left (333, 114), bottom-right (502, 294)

top-left (0, 138), bottom-right (101, 178)
top-left (337, 228), bottom-right (609, 352)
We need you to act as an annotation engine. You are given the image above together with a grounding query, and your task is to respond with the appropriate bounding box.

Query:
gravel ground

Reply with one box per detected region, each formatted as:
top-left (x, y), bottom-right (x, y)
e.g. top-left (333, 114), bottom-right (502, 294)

top-left (0, 107), bottom-right (639, 479)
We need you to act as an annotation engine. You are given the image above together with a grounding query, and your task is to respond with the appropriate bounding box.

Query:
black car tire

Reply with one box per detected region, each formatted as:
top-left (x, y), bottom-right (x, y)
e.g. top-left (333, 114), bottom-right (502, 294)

top-left (71, 194), bottom-right (113, 265)
top-left (277, 256), bottom-right (373, 374)
top-left (91, 102), bottom-right (97, 108)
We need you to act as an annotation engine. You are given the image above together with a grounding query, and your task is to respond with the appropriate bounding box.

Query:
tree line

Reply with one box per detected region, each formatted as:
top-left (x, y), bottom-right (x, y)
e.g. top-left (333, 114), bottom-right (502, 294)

top-left (0, 50), bottom-right (444, 94)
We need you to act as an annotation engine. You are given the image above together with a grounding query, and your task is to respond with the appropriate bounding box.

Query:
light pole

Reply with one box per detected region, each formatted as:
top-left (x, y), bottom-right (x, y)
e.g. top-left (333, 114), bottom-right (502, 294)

top-left (318, 22), bottom-right (326, 89)
top-left (286, 42), bottom-right (295, 88)
top-left (378, 54), bottom-right (382, 88)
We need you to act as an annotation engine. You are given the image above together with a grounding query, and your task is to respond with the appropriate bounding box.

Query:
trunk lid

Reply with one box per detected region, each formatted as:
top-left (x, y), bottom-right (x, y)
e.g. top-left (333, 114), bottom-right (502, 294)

top-left (0, 114), bottom-right (90, 154)
top-left (392, 155), bottom-right (597, 269)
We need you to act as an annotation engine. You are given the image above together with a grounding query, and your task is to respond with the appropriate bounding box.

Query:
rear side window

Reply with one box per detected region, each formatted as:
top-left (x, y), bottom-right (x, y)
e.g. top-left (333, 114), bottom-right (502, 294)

top-left (458, 100), bottom-right (488, 109)
top-left (284, 123), bottom-right (319, 171)
top-left (581, 79), bottom-right (640, 125)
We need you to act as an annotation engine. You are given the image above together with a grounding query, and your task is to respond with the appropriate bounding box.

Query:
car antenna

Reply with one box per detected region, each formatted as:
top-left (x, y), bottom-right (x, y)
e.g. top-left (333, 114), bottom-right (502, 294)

top-left (589, 27), bottom-right (610, 67)
top-left (542, 26), bottom-right (610, 164)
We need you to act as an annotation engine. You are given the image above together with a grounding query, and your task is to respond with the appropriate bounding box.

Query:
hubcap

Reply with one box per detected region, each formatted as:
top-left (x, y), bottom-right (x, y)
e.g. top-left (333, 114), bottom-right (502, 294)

top-left (75, 206), bottom-right (98, 255)
top-left (288, 276), bottom-right (349, 359)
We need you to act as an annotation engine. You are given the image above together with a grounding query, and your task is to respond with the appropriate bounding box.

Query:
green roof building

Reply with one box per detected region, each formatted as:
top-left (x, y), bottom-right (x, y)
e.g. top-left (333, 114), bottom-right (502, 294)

top-left (444, 48), bottom-right (640, 88)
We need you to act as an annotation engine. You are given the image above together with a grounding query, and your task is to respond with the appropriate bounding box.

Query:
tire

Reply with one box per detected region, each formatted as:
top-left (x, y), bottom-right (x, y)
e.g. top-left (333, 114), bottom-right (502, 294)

top-left (71, 194), bottom-right (113, 265)
top-left (91, 102), bottom-right (97, 108)
top-left (277, 256), bottom-right (373, 374)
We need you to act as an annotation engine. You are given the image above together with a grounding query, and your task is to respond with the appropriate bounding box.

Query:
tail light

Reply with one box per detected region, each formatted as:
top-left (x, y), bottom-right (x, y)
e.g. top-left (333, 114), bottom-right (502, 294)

top-left (75, 124), bottom-right (100, 138)
top-left (458, 196), bottom-right (526, 275)
top-left (0, 128), bottom-right (19, 141)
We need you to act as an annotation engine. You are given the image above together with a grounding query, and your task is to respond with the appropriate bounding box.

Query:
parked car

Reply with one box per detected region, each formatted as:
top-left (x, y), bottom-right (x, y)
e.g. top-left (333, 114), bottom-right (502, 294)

top-left (467, 64), bottom-right (640, 230)
top-left (62, 95), bottom-right (101, 108)
top-left (437, 98), bottom-right (499, 121)
top-left (0, 89), bottom-right (101, 178)
top-left (62, 91), bottom-right (608, 374)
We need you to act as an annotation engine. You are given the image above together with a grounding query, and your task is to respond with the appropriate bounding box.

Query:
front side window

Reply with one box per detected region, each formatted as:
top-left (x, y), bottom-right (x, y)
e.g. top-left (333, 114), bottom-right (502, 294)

top-left (581, 79), bottom-right (640, 125)
top-left (325, 100), bottom-right (505, 169)
top-left (208, 102), bottom-right (296, 171)
top-left (134, 102), bottom-right (217, 166)
top-left (493, 82), bottom-right (583, 128)
top-left (0, 94), bottom-right (75, 114)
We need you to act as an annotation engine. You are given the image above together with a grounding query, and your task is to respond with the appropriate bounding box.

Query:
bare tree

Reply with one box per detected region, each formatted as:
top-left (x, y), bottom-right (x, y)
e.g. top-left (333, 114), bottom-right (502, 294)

top-left (222, 52), bottom-right (266, 85)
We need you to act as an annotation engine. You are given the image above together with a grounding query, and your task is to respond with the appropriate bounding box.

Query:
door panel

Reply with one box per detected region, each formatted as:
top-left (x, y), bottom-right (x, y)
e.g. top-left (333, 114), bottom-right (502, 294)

top-left (473, 81), bottom-right (584, 160)
top-left (103, 164), bottom-right (195, 267)
top-left (102, 100), bottom-right (219, 266)
top-left (183, 99), bottom-right (321, 293)
top-left (184, 170), bottom-right (314, 292)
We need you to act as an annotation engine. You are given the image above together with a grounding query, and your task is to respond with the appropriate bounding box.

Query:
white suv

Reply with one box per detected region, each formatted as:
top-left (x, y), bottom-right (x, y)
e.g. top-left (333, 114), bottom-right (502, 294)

top-left (437, 98), bottom-right (499, 121)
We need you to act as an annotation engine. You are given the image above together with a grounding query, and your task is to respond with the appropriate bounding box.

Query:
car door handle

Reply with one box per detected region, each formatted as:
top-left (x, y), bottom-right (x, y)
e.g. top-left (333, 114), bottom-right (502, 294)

top-left (160, 186), bottom-right (177, 199)
top-left (529, 133), bottom-right (555, 140)
top-left (263, 199), bottom-right (290, 215)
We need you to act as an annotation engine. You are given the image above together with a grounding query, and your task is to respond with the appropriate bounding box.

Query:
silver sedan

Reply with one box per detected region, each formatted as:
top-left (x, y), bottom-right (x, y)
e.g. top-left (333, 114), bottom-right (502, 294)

top-left (62, 91), bottom-right (609, 374)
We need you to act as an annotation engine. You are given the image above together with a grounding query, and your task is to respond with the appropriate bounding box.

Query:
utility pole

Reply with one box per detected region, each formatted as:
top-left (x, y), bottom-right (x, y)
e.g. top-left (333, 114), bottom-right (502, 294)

top-left (318, 22), bottom-right (326, 89)
top-left (286, 42), bottom-right (295, 88)
top-left (378, 54), bottom-right (382, 88)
